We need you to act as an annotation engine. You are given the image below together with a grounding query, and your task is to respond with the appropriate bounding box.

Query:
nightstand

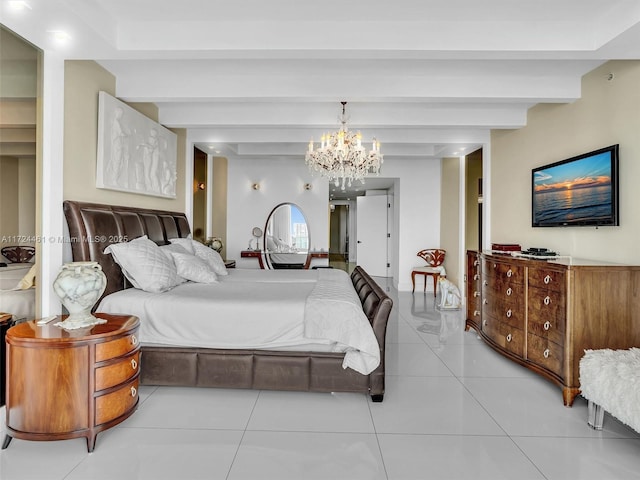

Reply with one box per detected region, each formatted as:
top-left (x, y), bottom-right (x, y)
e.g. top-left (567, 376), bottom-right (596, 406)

top-left (2, 313), bottom-right (140, 452)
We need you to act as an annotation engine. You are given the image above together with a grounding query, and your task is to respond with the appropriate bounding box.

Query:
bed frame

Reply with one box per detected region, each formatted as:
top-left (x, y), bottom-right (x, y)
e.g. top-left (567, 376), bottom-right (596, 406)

top-left (63, 200), bottom-right (393, 401)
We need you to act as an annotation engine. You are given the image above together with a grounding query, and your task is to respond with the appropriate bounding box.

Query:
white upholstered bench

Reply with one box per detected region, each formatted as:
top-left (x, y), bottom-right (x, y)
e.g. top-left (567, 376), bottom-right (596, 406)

top-left (579, 348), bottom-right (640, 432)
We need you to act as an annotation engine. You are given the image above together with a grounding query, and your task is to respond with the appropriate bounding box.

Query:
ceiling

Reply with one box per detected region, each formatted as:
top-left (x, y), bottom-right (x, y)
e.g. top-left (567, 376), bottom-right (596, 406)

top-left (2, 0), bottom-right (640, 198)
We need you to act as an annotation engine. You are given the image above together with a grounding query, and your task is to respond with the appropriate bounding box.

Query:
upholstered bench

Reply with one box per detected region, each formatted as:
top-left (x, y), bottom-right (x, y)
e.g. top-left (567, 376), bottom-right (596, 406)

top-left (579, 348), bottom-right (640, 432)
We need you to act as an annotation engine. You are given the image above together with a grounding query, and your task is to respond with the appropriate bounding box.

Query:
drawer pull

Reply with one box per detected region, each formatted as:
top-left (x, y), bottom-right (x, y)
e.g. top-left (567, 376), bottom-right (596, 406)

top-left (543, 321), bottom-right (551, 331)
top-left (506, 287), bottom-right (512, 296)
top-left (474, 274), bottom-right (480, 281)
top-left (544, 275), bottom-right (552, 285)
top-left (131, 359), bottom-right (138, 370)
top-left (506, 269), bottom-right (513, 278)
top-left (506, 333), bottom-right (512, 342)
top-left (474, 260), bottom-right (479, 267)
top-left (473, 291), bottom-right (480, 297)
top-left (482, 319), bottom-right (487, 327)
top-left (131, 335), bottom-right (138, 346)
top-left (493, 263), bottom-right (497, 269)
top-left (483, 299), bottom-right (488, 305)
top-left (544, 296), bottom-right (551, 306)
top-left (543, 349), bottom-right (550, 359)
top-left (130, 386), bottom-right (137, 397)
top-left (483, 280), bottom-right (488, 286)
top-left (506, 309), bottom-right (512, 318)
top-left (474, 310), bottom-right (481, 317)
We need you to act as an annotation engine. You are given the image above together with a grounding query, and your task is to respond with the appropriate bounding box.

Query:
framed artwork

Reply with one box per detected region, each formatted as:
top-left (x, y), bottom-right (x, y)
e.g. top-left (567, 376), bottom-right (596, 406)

top-left (96, 91), bottom-right (177, 198)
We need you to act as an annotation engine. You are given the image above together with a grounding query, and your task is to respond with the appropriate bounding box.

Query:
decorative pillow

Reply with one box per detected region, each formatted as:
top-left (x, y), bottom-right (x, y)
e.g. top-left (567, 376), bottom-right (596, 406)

top-left (169, 237), bottom-right (195, 255)
top-left (104, 236), bottom-right (182, 293)
top-left (170, 252), bottom-right (218, 284)
top-left (159, 243), bottom-right (191, 260)
top-left (189, 240), bottom-right (228, 276)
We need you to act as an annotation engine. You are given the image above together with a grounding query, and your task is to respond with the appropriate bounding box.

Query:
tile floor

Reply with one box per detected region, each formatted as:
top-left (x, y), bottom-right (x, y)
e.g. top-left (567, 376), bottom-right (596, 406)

top-left (2, 277), bottom-right (640, 479)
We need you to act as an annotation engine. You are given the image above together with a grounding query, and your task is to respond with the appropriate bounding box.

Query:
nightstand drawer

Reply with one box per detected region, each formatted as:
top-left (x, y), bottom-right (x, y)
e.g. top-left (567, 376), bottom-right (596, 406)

top-left (95, 377), bottom-right (139, 426)
top-left (95, 331), bottom-right (139, 362)
top-left (95, 350), bottom-right (140, 391)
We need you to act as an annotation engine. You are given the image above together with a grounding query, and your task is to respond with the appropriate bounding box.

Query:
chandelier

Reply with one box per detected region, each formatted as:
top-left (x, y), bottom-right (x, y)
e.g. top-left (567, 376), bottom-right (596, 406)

top-left (305, 102), bottom-right (383, 190)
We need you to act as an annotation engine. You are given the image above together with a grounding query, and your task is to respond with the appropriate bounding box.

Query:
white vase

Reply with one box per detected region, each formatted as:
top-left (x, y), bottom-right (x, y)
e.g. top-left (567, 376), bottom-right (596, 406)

top-left (52, 261), bottom-right (107, 330)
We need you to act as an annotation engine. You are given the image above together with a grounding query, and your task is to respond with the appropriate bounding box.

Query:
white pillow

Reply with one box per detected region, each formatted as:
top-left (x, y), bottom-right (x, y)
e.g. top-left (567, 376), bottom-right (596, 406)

top-left (190, 240), bottom-right (228, 276)
top-left (170, 237), bottom-right (228, 276)
top-left (104, 236), bottom-right (182, 293)
top-left (159, 243), bottom-right (191, 260)
top-left (169, 237), bottom-right (195, 255)
top-left (170, 252), bottom-right (218, 284)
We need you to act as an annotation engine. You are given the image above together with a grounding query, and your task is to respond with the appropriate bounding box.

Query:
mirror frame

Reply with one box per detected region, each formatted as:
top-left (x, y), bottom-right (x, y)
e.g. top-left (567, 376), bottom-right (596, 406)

top-left (263, 202), bottom-right (310, 269)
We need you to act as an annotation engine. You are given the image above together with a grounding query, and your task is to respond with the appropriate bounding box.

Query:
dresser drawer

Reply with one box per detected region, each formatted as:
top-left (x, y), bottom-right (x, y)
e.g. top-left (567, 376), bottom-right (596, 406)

top-left (483, 321), bottom-right (524, 357)
top-left (95, 350), bottom-right (140, 391)
top-left (527, 334), bottom-right (564, 377)
top-left (95, 330), bottom-right (139, 362)
top-left (528, 267), bottom-right (565, 292)
top-left (482, 291), bottom-right (525, 330)
top-left (95, 377), bottom-right (139, 426)
top-left (528, 287), bottom-right (566, 345)
top-left (483, 259), bottom-right (524, 284)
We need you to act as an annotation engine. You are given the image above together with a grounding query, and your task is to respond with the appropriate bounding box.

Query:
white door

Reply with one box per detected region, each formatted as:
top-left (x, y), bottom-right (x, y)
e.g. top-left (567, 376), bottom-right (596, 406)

top-left (356, 195), bottom-right (388, 276)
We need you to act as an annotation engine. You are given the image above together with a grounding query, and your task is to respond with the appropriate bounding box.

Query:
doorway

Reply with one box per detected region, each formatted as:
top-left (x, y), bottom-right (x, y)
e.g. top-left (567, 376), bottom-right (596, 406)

top-left (329, 203), bottom-right (355, 272)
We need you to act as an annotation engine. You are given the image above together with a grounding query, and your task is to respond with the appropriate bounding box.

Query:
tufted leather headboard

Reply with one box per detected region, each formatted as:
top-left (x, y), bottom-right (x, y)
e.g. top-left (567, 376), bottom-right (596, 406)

top-left (63, 200), bottom-right (191, 300)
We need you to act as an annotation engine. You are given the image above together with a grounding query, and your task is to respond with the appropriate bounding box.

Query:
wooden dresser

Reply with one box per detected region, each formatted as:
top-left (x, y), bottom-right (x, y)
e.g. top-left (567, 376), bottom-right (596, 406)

top-left (466, 250), bottom-right (640, 406)
top-left (2, 313), bottom-right (140, 452)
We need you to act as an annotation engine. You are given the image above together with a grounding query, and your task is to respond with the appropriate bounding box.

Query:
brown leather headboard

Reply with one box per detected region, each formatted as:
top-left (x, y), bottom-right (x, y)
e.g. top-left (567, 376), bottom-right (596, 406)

top-left (63, 200), bottom-right (191, 300)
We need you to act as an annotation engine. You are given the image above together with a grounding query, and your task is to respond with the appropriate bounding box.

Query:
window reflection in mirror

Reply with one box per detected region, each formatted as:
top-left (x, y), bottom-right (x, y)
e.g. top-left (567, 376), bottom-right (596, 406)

top-left (264, 203), bottom-right (309, 269)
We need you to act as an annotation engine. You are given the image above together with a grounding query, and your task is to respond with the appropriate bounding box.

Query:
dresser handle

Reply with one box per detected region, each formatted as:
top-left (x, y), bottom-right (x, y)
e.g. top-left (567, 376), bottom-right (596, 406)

top-left (506, 269), bottom-right (513, 278)
top-left (475, 310), bottom-right (481, 317)
top-left (506, 333), bottom-right (512, 342)
top-left (474, 260), bottom-right (479, 267)
top-left (131, 335), bottom-right (138, 346)
top-left (543, 349), bottom-right (550, 359)
top-left (474, 291), bottom-right (480, 297)
top-left (544, 296), bottom-right (551, 305)
top-left (483, 299), bottom-right (488, 305)
top-left (483, 280), bottom-right (488, 286)
top-left (544, 275), bottom-right (552, 284)
top-left (474, 274), bottom-right (480, 281)
top-left (493, 263), bottom-right (497, 269)
top-left (130, 386), bottom-right (137, 397)
top-left (506, 287), bottom-right (512, 296)
top-left (131, 359), bottom-right (138, 370)
top-left (482, 319), bottom-right (487, 327)
top-left (506, 309), bottom-right (512, 318)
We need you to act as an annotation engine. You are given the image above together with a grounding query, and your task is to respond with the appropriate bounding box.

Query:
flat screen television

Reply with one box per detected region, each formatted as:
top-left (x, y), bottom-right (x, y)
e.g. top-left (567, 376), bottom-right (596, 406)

top-left (531, 144), bottom-right (619, 227)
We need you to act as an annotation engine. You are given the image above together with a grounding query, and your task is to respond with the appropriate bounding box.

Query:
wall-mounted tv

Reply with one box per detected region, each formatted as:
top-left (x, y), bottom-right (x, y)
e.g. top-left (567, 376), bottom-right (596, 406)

top-left (532, 144), bottom-right (619, 227)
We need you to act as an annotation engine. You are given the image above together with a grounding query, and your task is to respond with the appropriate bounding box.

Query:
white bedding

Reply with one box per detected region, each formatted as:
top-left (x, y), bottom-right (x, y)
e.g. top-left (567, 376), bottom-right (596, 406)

top-left (0, 288), bottom-right (36, 322)
top-left (97, 268), bottom-right (380, 374)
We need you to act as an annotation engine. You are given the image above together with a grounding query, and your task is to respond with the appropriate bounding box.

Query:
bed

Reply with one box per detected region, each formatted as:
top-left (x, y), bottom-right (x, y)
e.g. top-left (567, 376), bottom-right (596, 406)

top-left (63, 200), bottom-right (393, 401)
top-left (0, 263), bottom-right (36, 322)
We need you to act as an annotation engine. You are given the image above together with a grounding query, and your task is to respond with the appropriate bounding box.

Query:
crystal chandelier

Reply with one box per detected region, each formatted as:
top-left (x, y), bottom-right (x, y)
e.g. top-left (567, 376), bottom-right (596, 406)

top-left (305, 102), bottom-right (383, 190)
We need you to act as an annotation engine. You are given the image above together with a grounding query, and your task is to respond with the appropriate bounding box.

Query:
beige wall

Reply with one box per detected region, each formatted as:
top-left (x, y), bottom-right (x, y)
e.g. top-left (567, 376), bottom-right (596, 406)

top-left (440, 157), bottom-right (461, 286)
top-left (491, 60), bottom-right (640, 264)
top-left (63, 60), bottom-right (186, 212)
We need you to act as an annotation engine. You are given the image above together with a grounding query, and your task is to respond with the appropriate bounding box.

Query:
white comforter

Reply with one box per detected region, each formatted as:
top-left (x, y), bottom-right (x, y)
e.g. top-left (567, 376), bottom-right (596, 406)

top-left (97, 268), bottom-right (380, 374)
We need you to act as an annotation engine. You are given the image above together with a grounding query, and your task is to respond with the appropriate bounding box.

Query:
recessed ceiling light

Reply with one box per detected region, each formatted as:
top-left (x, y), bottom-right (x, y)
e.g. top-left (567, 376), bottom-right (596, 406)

top-left (48, 30), bottom-right (72, 42)
top-left (8, 1), bottom-right (31, 11)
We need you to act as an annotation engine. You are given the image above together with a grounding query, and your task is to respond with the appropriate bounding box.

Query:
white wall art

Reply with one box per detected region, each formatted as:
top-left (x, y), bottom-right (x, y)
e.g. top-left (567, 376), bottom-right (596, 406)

top-left (96, 91), bottom-right (177, 198)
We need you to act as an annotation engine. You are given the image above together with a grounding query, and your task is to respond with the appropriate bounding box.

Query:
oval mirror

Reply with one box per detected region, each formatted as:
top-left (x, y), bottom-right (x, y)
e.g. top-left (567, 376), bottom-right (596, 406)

top-left (264, 203), bottom-right (310, 269)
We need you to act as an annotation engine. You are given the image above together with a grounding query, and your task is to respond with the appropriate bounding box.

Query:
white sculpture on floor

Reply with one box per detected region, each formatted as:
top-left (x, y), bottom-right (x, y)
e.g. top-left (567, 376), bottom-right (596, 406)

top-left (437, 276), bottom-right (461, 310)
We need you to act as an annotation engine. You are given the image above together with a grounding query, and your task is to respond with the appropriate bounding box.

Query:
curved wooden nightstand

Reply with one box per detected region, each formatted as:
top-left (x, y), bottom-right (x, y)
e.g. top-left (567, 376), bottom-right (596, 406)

top-left (2, 313), bottom-right (140, 452)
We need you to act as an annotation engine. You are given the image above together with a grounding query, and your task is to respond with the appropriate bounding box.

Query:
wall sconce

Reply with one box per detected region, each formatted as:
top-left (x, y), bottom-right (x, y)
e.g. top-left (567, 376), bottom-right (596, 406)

top-left (197, 182), bottom-right (206, 190)
top-left (304, 183), bottom-right (312, 191)
top-left (252, 183), bottom-right (260, 190)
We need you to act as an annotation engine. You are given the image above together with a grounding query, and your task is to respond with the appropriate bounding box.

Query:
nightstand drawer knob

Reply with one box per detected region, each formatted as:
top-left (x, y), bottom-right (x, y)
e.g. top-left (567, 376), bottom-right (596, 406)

top-left (543, 348), bottom-right (550, 358)
top-left (544, 296), bottom-right (551, 306)
top-left (130, 386), bottom-right (137, 397)
top-left (544, 275), bottom-right (552, 284)
top-left (543, 321), bottom-right (551, 331)
top-left (506, 333), bottom-right (512, 342)
top-left (131, 359), bottom-right (138, 370)
top-left (131, 335), bottom-right (138, 346)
